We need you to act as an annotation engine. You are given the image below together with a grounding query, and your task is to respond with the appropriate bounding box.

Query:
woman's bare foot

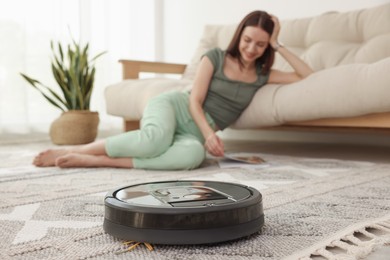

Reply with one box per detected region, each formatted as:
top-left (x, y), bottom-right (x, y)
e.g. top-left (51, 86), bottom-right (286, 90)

top-left (55, 153), bottom-right (102, 168)
top-left (55, 153), bottom-right (133, 168)
top-left (33, 149), bottom-right (70, 167)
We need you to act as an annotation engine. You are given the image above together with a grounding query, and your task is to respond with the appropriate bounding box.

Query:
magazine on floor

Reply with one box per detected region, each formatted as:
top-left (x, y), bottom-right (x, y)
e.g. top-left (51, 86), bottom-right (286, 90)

top-left (219, 153), bottom-right (271, 169)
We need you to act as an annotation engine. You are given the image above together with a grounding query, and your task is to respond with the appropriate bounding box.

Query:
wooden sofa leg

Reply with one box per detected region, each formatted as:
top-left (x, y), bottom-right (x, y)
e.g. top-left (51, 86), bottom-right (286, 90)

top-left (124, 120), bottom-right (140, 131)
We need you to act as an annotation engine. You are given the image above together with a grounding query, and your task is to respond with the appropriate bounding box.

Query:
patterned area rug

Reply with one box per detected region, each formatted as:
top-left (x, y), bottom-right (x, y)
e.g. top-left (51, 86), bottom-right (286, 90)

top-left (0, 140), bottom-right (389, 260)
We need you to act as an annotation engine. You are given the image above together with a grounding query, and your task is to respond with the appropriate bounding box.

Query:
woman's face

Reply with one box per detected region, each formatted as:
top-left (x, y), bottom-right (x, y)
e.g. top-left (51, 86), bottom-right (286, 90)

top-left (238, 26), bottom-right (270, 65)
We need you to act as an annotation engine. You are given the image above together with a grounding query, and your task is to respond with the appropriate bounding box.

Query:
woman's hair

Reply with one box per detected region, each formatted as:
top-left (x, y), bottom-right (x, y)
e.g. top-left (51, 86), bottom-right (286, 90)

top-left (226, 10), bottom-right (275, 75)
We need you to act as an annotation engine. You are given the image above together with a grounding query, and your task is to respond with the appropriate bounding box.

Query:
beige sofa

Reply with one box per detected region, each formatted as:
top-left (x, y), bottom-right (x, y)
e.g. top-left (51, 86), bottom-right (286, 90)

top-left (105, 4), bottom-right (390, 132)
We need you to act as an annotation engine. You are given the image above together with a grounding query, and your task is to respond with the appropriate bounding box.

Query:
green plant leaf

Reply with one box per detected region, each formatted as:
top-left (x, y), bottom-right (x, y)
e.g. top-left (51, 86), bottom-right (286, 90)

top-left (69, 68), bottom-right (84, 109)
top-left (90, 51), bottom-right (107, 62)
top-left (20, 73), bottom-right (66, 111)
top-left (84, 67), bottom-right (95, 109)
top-left (58, 42), bottom-right (64, 61)
top-left (51, 64), bottom-right (73, 109)
top-left (20, 73), bottom-right (41, 86)
top-left (20, 36), bottom-right (106, 112)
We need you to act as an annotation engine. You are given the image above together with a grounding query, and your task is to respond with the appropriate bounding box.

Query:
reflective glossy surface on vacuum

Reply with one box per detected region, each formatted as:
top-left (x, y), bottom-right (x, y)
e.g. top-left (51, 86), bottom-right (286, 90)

top-left (115, 181), bottom-right (252, 207)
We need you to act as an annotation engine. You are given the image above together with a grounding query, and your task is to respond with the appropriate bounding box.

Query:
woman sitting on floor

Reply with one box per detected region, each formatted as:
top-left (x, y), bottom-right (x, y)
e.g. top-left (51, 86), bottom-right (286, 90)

top-left (33, 10), bottom-right (313, 170)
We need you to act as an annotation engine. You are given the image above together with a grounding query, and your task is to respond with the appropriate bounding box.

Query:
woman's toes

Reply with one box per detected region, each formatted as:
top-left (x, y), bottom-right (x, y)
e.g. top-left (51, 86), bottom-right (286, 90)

top-left (32, 149), bottom-right (69, 167)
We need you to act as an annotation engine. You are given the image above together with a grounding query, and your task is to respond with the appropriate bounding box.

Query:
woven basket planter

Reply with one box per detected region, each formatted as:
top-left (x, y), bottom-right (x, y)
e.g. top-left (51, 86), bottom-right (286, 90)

top-left (49, 110), bottom-right (99, 145)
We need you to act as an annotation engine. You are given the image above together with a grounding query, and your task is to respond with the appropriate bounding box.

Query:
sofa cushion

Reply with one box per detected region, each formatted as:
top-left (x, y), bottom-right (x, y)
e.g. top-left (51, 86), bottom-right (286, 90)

top-left (105, 78), bottom-right (192, 120)
top-left (232, 57), bottom-right (390, 128)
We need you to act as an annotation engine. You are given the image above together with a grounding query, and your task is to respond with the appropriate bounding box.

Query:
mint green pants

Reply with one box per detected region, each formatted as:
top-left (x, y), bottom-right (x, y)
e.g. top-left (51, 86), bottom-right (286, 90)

top-left (105, 91), bottom-right (216, 170)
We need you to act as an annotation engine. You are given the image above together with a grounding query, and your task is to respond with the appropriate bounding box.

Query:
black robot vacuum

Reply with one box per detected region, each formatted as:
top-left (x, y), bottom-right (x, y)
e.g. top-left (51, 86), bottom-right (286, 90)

top-left (103, 180), bottom-right (264, 245)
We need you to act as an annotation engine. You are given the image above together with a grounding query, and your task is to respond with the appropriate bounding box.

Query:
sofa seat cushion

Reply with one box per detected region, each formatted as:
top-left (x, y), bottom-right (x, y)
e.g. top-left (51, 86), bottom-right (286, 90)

top-left (232, 57), bottom-right (390, 128)
top-left (105, 78), bottom-right (192, 120)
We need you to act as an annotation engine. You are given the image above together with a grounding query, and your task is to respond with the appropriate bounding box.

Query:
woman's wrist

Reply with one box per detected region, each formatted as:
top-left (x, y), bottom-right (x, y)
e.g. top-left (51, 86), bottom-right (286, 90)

top-left (273, 42), bottom-right (284, 51)
top-left (205, 131), bottom-right (216, 142)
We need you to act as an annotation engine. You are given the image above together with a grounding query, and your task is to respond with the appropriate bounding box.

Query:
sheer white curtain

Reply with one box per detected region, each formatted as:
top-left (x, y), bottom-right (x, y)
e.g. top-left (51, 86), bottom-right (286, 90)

top-left (0, 0), bottom-right (157, 136)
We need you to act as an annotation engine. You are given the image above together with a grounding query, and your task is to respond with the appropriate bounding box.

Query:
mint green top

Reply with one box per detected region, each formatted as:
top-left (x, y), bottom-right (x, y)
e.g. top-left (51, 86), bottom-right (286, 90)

top-left (202, 48), bottom-right (270, 130)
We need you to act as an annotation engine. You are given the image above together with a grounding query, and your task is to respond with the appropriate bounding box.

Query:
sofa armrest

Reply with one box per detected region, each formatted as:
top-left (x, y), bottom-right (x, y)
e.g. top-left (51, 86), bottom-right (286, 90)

top-left (119, 59), bottom-right (187, 79)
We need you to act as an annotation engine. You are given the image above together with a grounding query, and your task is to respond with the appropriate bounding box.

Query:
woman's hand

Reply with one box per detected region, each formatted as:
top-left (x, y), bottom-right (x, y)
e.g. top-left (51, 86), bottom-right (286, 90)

top-left (267, 14), bottom-right (314, 83)
top-left (204, 133), bottom-right (224, 157)
top-left (269, 15), bottom-right (281, 48)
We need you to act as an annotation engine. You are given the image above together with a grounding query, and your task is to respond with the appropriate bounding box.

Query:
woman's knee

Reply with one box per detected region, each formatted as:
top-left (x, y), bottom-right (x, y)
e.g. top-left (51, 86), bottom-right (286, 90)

top-left (137, 125), bottom-right (173, 157)
top-left (105, 123), bottom-right (173, 158)
top-left (133, 138), bottom-right (205, 170)
top-left (172, 140), bottom-right (205, 170)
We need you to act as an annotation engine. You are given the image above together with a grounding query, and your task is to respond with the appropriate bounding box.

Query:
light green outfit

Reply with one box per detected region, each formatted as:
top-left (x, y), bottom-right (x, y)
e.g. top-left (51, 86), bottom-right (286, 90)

top-left (105, 47), bottom-right (269, 170)
top-left (105, 91), bottom-right (216, 170)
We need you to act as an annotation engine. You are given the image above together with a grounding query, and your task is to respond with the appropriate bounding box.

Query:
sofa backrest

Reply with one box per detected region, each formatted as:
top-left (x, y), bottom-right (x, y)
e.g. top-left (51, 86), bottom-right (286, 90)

top-left (182, 3), bottom-right (390, 80)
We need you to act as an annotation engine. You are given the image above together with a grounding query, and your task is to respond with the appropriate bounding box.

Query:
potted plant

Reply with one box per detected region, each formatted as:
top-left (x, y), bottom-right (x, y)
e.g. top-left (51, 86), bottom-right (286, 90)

top-left (20, 39), bottom-right (105, 145)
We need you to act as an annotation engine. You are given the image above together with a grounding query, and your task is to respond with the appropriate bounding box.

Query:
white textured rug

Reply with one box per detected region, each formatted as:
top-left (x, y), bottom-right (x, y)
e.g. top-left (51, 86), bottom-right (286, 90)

top-left (0, 140), bottom-right (389, 260)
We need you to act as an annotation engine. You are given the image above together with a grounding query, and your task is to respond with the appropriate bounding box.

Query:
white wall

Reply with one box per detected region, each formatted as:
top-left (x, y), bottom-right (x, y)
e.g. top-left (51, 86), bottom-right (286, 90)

top-left (162, 0), bottom-right (389, 64)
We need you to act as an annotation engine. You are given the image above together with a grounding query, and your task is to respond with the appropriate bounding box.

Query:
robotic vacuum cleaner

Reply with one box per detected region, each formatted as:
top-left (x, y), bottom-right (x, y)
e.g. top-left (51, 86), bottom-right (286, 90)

top-left (104, 180), bottom-right (264, 245)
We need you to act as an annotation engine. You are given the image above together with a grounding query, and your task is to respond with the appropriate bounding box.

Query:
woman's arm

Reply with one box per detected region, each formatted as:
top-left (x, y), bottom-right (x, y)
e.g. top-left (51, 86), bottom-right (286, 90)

top-left (268, 15), bottom-right (314, 84)
top-left (189, 56), bottom-right (224, 157)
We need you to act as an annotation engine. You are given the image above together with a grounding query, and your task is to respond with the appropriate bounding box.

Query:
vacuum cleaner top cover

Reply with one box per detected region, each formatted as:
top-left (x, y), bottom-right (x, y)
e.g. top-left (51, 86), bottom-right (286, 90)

top-left (104, 180), bottom-right (264, 244)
